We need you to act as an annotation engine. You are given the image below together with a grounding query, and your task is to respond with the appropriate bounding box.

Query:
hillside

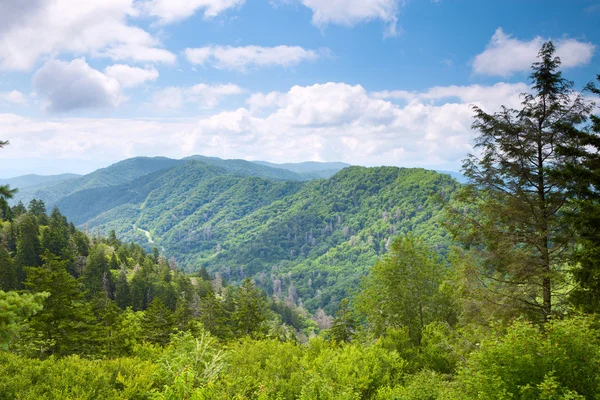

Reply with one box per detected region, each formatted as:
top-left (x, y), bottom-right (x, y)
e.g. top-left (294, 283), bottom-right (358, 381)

top-left (6, 156), bottom-right (458, 312)
top-left (57, 164), bottom-right (459, 313)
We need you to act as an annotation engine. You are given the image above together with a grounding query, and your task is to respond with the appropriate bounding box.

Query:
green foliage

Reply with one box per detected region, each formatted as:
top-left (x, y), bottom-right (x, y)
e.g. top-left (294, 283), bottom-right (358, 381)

top-left (232, 278), bottom-right (268, 338)
top-left (141, 298), bottom-right (175, 345)
top-left (330, 298), bottom-right (357, 343)
top-left (450, 316), bottom-right (600, 399)
top-left (0, 352), bottom-right (157, 399)
top-left (447, 42), bottom-right (594, 321)
top-left (358, 235), bottom-right (455, 344)
top-left (21, 257), bottom-right (96, 357)
top-left (0, 290), bottom-right (48, 350)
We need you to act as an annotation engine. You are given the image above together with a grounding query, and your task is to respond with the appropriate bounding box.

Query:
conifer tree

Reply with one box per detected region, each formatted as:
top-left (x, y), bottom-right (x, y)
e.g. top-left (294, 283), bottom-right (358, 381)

top-left (114, 269), bottom-right (131, 310)
top-left (232, 278), bottom-right (267, 338)
top-left (141, 298), bottom-right (175, 345)
top-left (14, 214), bottom-right (41, 286)
top-left (24, 257), bottom-right (94, 356)
top-left (0, 246), bottom-right (17, 291)
top-left (330, 298), bottom-right (357, 343)
top-left (448, 42), bottom-right (593, 321)
top-left (555, 75), bottom-right (600, 312)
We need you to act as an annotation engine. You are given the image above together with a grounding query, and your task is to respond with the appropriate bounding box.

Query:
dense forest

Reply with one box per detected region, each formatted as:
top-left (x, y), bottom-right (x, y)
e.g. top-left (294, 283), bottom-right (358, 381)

top-left (2, 42), bottom-right (600, 399)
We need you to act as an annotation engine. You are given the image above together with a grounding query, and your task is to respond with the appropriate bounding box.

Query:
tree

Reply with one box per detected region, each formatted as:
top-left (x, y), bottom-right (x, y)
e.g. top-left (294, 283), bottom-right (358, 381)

top-left (82, 244), bottom-right (112, 299)
top-left (330, 298), bottom-right (357, 343)
top-left (232, 278), bottom-right (267, 338)
top-left (141, 298), bottom-right (175, 345)
top-left (23, 257), bottom-right (95, 356)
top-left (0, 290), bottom-right (48, 350)
top-left (447, 42), bottom-right (593, 321)
top-left (14, 214), bottom-right (41, 286)
top-left (357, 235), bottom-right (454, 345)
top-left (0, 246), bottom-right (17, 291)
top-left (41, 207), bottom-right (71, 259)
top-left (114, 269), bottom-right (131, 310)
top-left (555, 75), bottom-right (600, 312)
top-left (0, 140), bottom-right (17, 221)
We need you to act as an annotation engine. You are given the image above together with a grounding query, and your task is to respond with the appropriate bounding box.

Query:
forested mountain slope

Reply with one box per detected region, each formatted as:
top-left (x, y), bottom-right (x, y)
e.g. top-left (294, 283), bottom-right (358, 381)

top-left (67, 165), bottom-right (459, 313)
top-left (5, 155), bottom-right (459, 312)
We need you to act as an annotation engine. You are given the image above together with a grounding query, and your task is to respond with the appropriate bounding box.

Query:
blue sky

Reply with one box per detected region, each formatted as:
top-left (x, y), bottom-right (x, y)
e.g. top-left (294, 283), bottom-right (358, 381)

top-left (0, 0), bottom-right (598, 177)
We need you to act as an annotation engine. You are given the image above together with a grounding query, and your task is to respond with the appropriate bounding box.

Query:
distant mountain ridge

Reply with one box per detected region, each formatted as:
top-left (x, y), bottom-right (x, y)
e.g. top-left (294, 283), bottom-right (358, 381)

top-left (0, 173), bottom-right (80, 189)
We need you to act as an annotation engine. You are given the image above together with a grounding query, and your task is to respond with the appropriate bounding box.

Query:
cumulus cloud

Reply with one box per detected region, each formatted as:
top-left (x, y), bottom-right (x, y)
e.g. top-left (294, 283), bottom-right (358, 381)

top-left (0, 0), bottom-right (176, 71)
top-left (0, 90), bottom-right (28, 105)
top-left (473, 28), bottom-right (596, 76)
top-left (136, 0), bottom-right (245, 24)
top-left (33, 59), bottom-right (122, 113)
top-left (104, 64), bottom-right (159, 88)
top-left (372, 82), bottom-right (528, 110)
top-left (184, 45), bottom-right (320, 71)
top-left (152, 83), bottom-right (243, 109)
top-left (1, 81), bottom-right (529, 171)
top-left (298, 0), bottom-right (401, 36)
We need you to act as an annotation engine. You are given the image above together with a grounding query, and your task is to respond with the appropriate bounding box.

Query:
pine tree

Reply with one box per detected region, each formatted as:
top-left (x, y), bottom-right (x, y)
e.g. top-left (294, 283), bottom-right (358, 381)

top-left (232, 278), bottom-right (267, 338)
top-left (24, 257), bottom-right (95, 357)
top-left (330, 298), bottom-right (357, 343)
top-left (555, 75), bottom-right (600, 312)
top-left (141, 298), bottom-right (175, 345)
top-left (448, 42), bottom-right (593, 321)
top-left (14, 214), bottom-right (41, 286)
top-left (82, 244), bottom-right (111, 299)
top-left (0, 246), bottom-right (17, 291)
top-left (114, 269), bottom-right (131, 309)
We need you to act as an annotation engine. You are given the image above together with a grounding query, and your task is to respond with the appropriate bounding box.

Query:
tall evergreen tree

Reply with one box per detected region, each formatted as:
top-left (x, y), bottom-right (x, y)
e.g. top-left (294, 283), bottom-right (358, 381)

top-left (330, 298), bottom-right (357, 343)
top-left (14, 214), bottom-right (41, 286)
top-left (27, 199), bottom-right (48, 225)
top-left (141, 298), bottom-right (175, 345)
top-left (447, 42), bottom-right (593, 321)
top-left (41, 207), bottom-right (71, 258)
top-left (23, 257), bottom-right (94, 357)
top-left (0, 246), bottom-right (17, 291)
top-left (114, 269), bottom-right (131, 310)
top-left (232, 278), bottom-right (267, 338)
top-left (82, 244), bottom-right (112, 299)
top-left (555, 75), bottom-right (600, 312)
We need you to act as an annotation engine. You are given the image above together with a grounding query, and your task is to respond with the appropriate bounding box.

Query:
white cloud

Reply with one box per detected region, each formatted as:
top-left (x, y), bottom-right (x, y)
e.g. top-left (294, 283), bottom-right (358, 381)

top-left (137, 0), bottom-right (245, 24)
top-left (0, 81), bottom-right (528, 171)
top-left (299, 0), bottom-right (401, 36)
top-left (0, 0), bottom-right (176, 71)
top-left (104, 64), bottom-right (159, 88)
top-left (373, 82), bottom-right (528, 110)
top-left (185, 45), bottom-right (320, 71)
top-left (32, 59), bottom-right (122, 112)
top-left (0, 90), bottom-right (27, 105)
top-left (152, 83), bottom-right (243, 109)
top-left (473, 28), bottom-right (596, 77)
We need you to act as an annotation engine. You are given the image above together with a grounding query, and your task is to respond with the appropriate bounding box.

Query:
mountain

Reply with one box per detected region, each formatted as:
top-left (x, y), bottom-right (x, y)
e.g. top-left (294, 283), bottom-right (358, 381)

top-left (6, 155), bottom-right (458, 313)
top-left (59, 164), bottom-right (459, 313)
top-left (10, 157), bottom-right (183, 207)
top-left (184, 155), bottom-right (309, 181)
top-left (0, 173), bottom-right (81, 189)
top-left (253, 160), bottom-right (351, 179)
